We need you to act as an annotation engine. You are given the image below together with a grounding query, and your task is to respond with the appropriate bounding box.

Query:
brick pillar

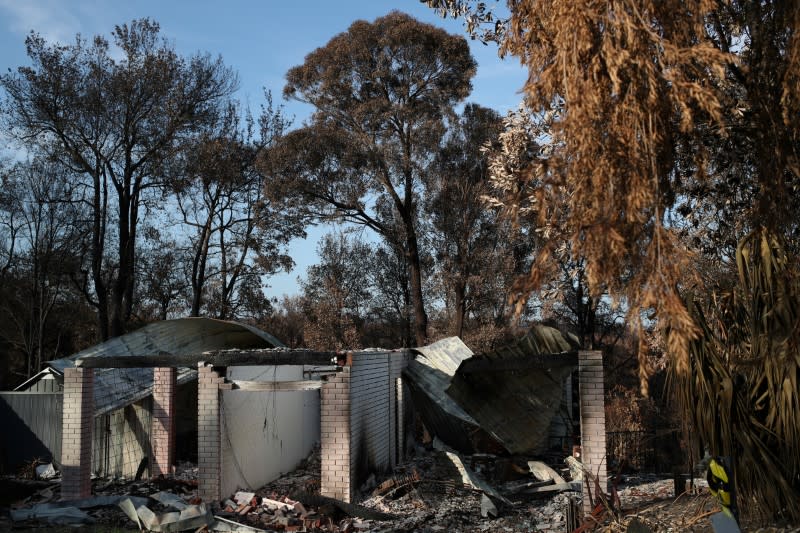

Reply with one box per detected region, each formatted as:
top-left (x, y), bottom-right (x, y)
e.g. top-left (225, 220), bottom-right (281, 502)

top-left (579, 350), bottom-right (607, 516)
top-left (151, 367), bottom-right (176, 477)
top-left (61, 367), bottom-right (94, 500)
top-left (396, 376), bottom-right (405, 464)
top-left (320, 367), bottom-right (351, 502)
top-left (198, 363), bottom-right (225, 503)
top-left (387, 356), bottom-right (397, 469)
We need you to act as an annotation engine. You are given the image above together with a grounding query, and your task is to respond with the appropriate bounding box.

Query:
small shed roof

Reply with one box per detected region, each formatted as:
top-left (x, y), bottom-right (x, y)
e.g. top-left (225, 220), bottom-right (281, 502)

top-left (29, 317), bottom-right (283, 415)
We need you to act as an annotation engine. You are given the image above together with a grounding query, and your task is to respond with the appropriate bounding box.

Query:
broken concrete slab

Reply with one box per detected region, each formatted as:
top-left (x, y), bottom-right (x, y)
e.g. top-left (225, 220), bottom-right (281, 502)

top-left (10, 503), bottom-right (94, 526)
top-left (528, 460), bottom-right (567, 484)
top-left (233, 491), bottom-right (256, 506)
top-left (261, 497), bottom-right (293, 512)
top-left (118, 496), bottom-right (213, 532)
top-left (566, 456), bottom-right (584, 480)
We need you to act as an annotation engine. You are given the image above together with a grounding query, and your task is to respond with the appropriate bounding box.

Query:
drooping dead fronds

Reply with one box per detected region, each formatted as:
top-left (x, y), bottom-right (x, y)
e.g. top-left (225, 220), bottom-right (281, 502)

top-left (474, 0), bottom-right (800, 388)
top-left (669, 229), bottom-right (800, 521)
top-left (492, 0), bottom-right (738, 377)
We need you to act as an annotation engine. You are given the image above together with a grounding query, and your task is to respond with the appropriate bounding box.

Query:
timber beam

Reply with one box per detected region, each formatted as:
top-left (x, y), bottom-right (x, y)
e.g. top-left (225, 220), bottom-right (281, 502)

top-left (74, 348), bottom-right (345, 368)
top-left (229, 379), bottom-right (324, 391)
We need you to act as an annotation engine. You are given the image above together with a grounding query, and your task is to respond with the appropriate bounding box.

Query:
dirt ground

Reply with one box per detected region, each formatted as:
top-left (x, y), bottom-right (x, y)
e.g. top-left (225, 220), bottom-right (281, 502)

top-left (2, 450), bottom-right (799, 532)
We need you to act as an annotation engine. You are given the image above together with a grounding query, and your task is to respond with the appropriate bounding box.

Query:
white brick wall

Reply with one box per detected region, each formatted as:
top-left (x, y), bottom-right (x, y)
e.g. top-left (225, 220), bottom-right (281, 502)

top-left (321, 367), bottom-right (351, 501)
top-left (320, 351), bottom-right (412, 503)
top-left (579, 350), bottom-right (607, 516)
top-left (61, 368), bottom-right (94, 500)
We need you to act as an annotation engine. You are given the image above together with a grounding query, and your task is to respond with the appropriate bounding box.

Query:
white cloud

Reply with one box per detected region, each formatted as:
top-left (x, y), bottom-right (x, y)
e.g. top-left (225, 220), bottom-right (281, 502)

top-left (0, 0), bottom-right (83, 44)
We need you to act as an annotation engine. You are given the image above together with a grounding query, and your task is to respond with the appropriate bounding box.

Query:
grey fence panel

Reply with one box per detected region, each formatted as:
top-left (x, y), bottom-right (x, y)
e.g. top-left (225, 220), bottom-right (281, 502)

top-left (0, 392), bottom-right (63, 474)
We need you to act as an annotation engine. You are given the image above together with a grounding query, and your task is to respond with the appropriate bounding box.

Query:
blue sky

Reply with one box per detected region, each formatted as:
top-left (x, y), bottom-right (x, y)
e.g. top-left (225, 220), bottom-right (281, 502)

top-left (0, 0), bottom-right (526, 298)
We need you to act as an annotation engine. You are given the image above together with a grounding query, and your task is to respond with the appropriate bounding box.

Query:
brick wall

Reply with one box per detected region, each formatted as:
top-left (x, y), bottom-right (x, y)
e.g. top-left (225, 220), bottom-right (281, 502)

top-left (579, 350), bottom-right (607, 516)
top-left (320, 367), bottom-right (351, 501)
top-left (61, 368), bottom-right (94, 500)
top-left (198, 363), bottom-right (232, 503)
top-left (151, 367), bottom-right (176, 477)
top-left (320, 351), bottom-right (412, 503)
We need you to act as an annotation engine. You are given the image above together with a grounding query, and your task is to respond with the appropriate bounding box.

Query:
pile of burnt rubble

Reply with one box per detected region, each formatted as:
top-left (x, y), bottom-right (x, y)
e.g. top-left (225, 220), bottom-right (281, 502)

top-left (12, 448), bottom-right (793, 532)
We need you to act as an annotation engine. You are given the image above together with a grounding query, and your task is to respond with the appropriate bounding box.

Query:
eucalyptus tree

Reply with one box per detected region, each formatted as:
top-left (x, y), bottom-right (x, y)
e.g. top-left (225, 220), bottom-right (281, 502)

top-left (274, 11), bottom-right (476, 345)
top-left (427, 103), bottom-right (522, 339)
top-left (427, 0), bottom-right (800, 380)
top-left (1, 19), bottom-right (238, 339)
top-left (300, 232), bottom-right (373, 350)
top-left (172, 94), bottom-right (302, 320)
top-left (0, 158), bottom-right (84, 379)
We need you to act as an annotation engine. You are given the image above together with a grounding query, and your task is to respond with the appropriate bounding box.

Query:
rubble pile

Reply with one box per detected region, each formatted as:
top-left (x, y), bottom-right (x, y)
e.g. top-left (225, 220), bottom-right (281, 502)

top-left (1, 447), bottom-right (584, 532)
top-left (10, 452), bottom-right (798, 532)
top-left (324, 448), bottom-right (581, 533)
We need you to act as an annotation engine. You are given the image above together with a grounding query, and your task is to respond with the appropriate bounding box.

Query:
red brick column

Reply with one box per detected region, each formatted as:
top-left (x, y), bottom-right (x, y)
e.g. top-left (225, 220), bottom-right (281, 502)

top-left (579, 350), bottom-right (607, 516)
top-left (320, 367), bottom-right (351, 502)
top-left (61, 367), bottom-right (94, 500)
top-left (151, 367), bottom-right (176, 477)
top-left (198, 363), bottom-right (230, 503)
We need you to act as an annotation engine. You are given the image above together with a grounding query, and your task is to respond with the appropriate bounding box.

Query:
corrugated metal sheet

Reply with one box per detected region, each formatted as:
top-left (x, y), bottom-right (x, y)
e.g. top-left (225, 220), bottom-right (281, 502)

top-left (0, 392), bottom-right (63, 472)
top-left (403, 338), bottom-right (503, 454)
top-left (404, 326), bottom-right (580, 456)
top-left (45, 317), bottom-right (284, 415)
top-left (13, 369), bottom-right (62, 392)
top-left (447, 325), bottom-right (579, 455)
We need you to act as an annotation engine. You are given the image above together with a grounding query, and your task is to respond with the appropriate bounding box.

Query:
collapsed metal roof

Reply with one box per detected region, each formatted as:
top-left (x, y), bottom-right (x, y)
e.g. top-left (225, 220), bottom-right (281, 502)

top-left (405, 325), bottom-right (579, 455)
top-left (404, 338), bottom-right (500, 453)
top-left (39, 317), bottom-right (283, 416)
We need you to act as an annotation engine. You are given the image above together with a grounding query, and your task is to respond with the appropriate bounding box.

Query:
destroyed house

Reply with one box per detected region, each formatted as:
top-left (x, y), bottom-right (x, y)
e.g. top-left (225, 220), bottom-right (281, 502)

top-left (0, 317), bottom-right (320, 486)
top-left (38, 323), bottom-right (606, 518)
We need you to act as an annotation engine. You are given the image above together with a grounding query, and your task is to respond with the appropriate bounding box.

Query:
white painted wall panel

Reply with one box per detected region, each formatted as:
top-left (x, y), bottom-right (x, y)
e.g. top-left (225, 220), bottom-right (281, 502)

top-left (220, 365), bottom-right (320, 497)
